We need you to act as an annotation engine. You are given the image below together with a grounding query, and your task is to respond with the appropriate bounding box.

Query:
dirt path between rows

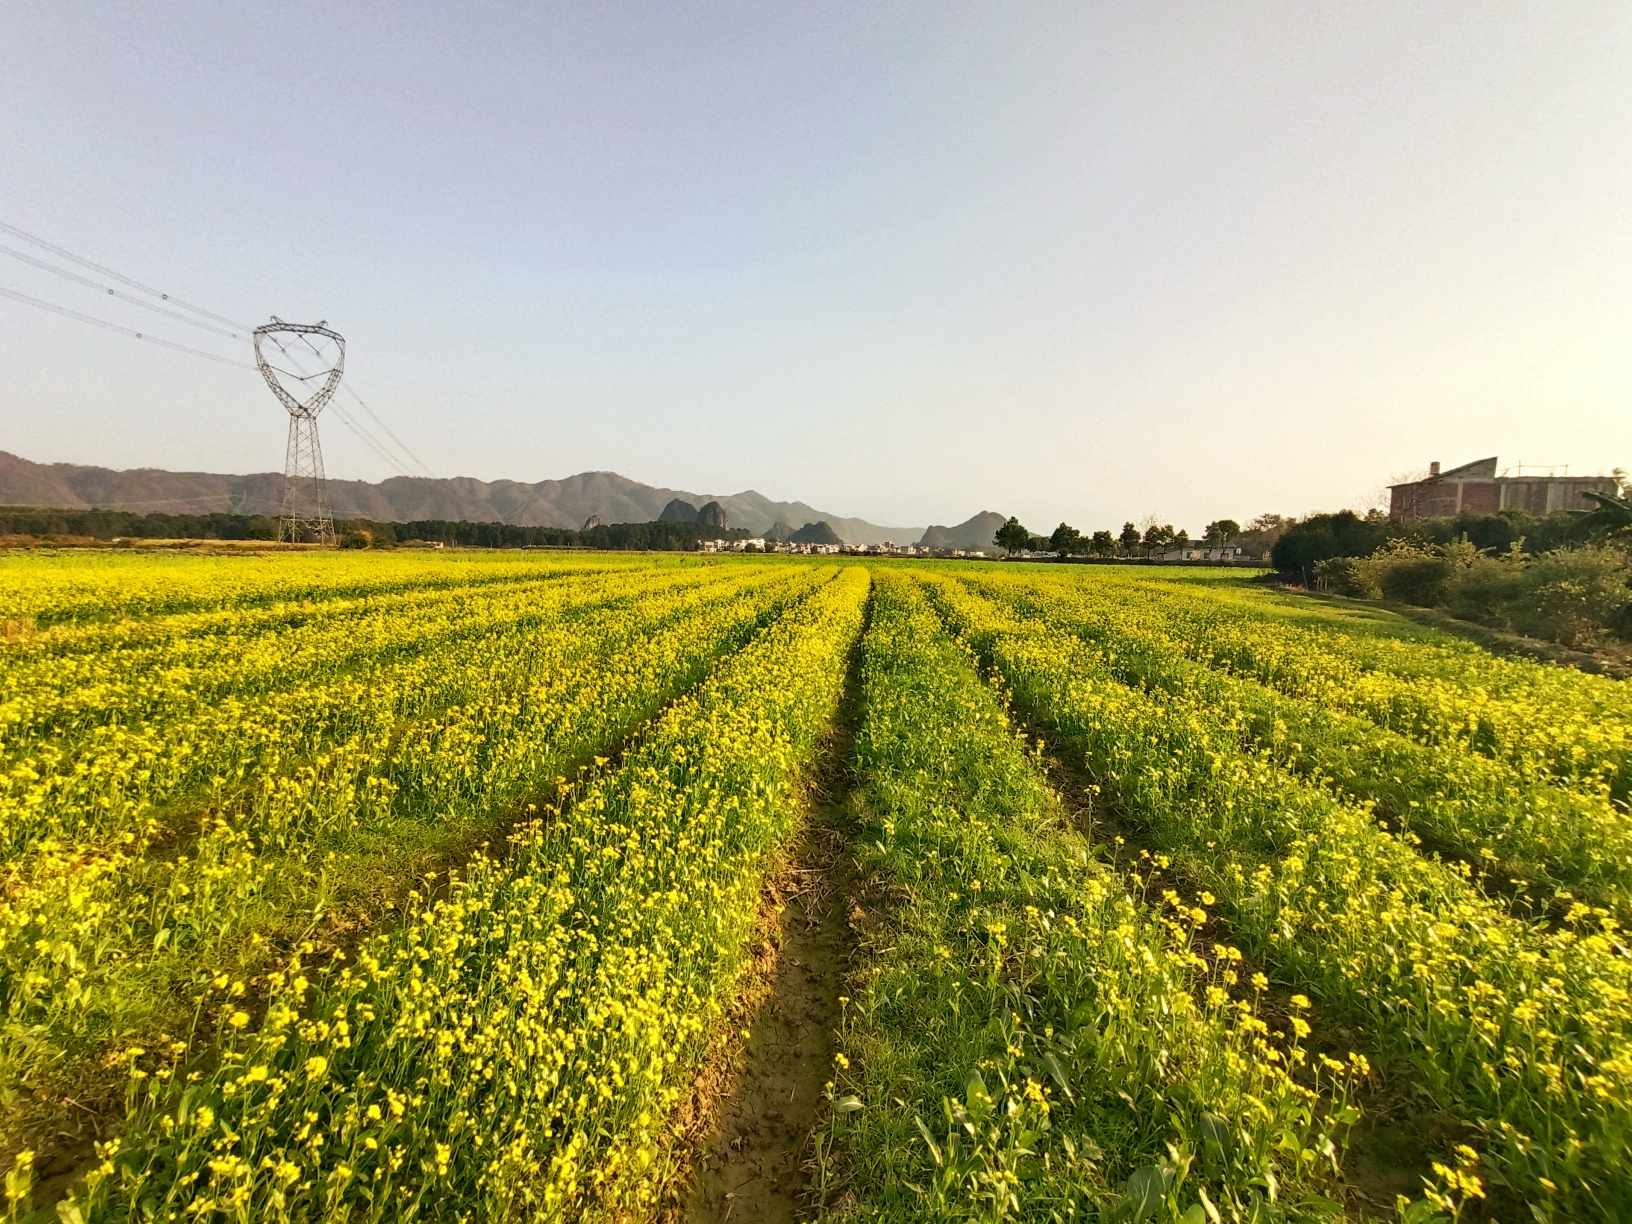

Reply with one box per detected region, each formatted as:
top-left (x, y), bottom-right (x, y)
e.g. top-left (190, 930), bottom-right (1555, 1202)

top-left (666, 610), bottom-right (869, 1224)
top-left (677, 807), bottom-right (859, 1223)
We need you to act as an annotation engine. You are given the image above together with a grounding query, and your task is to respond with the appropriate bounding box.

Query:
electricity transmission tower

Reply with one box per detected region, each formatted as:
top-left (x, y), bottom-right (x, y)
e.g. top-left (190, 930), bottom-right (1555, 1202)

top-left (253, 318), bottom-right (344, 544)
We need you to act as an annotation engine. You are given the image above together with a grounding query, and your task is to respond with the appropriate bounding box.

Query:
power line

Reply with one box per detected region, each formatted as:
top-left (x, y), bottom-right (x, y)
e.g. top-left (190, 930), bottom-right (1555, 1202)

top-left (0, 219), bottom-right (249, 331)
top-left (267, 322), bottom-right (432, 477)
top-left (259, 330), bottom-right (333, 383)
top-left (2, 218), bottom-right (433, 480)
top-left (0, 242), bottom-right (246, 340)
top-left (0, 284), bottom-right (253, 368)
top-left (332, 401), bottom-right (415, 478)
top-left (345, 385), bottom-right (434, 477)
top-left (261, 331), bottom-right (415, 478)
top-left (8, 277), bottom-right (426, 481)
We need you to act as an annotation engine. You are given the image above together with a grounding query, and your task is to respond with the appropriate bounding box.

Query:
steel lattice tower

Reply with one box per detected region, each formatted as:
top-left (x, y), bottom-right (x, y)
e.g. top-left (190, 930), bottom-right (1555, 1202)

top-left (253, 318), bottom-right (344, 545)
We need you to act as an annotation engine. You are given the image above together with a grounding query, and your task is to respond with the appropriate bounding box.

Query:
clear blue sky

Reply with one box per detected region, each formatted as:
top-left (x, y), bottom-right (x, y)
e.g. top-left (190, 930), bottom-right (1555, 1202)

top-left (2, 2), bottom-right (1627, 532)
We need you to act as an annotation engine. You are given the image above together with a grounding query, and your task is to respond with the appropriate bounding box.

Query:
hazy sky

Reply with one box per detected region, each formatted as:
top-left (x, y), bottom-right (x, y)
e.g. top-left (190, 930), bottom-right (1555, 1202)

top-left (3, 2), bottom-right (1628, 532)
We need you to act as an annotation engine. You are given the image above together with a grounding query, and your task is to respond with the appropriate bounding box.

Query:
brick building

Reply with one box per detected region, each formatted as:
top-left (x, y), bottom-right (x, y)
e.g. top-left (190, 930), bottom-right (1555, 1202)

top-left (1388, 457), bottom-right (1619, 520)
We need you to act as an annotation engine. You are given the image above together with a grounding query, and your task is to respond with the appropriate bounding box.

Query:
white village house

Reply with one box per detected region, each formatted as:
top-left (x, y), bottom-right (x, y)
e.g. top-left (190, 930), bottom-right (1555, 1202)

top-left (1159, 544), bottom-right (1246, 562)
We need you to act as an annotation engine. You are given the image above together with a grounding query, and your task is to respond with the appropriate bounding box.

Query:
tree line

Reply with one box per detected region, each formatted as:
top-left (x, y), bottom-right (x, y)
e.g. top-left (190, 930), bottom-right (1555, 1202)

top-left (0, 506), bottom-right (751, 552)
top-left (991, 515), bottom-right (1269, 557)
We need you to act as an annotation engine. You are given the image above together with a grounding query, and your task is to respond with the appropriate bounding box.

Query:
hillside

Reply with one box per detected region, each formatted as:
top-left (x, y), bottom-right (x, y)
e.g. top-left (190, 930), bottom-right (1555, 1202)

top-left (0, 452), bottom-right (920, 546)
top-left (788, 520), bottom-right (843, 545)
top-left (918, 511), bottom-right (1005, 550)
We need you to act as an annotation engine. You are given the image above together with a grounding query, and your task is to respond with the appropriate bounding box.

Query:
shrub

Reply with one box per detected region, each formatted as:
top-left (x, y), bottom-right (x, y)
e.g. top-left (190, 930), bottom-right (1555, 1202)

top-left (1322, 536), bottom-right (1630, 649)
top-left (1312, 556), bottom-right (1365, 596)
top-left (1442, 541), bottom-right (1526, 624)
top-left (1340, 539), bottom-right (1438, 602)
top-left (1510, 545), bottom-right (1632, 648)
top-left (1378, 556), bottom-right (1450, 606)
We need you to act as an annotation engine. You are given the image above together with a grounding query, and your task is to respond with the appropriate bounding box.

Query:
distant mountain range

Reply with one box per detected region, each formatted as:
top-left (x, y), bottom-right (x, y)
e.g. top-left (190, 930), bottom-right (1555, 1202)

top-left (0, 451), bottom-right (942, 547)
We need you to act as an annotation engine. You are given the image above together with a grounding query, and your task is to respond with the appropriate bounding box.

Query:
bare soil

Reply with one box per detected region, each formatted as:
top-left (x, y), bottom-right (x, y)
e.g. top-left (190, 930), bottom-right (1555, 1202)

top-left (667, 606), bottom-right (870, 1224)
top-left (673, 811), bottom-right (858, 1224)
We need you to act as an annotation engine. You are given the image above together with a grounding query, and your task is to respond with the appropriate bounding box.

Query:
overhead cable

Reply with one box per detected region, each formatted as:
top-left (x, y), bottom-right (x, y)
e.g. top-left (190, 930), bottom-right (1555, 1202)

top-left (0, 242), bottom-right (245, 339)
top-left (345, 385), bottom-right (434, 477)
top-left (3, 217), bottom-right (432, 479)
top-left (0, 284), bottom-right (253, 368)
top-left (330, 401), bottom-right (415, 478)
top-left (0, 219), bottom-right (250, 330)
top-left (263, 332), bottom-right (414, 478)
top-left (4, 283), bottom-right (409, 477)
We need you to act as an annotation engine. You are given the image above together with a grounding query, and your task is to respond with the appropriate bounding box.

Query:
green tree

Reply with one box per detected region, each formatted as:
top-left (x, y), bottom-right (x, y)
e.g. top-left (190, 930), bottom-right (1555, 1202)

top-left (1118, 522), bottom-right (1141, 553)
top-left (1049, 522), bottom-right (1083, 554)
top-left (1203, 519), bottom-right (1241, 545)
top-left (1090, 530), bottom-right (1116, 555)
top-left (994, 517), bottom-right (1032, 555)
top-left (1142, 524), bottom-right (1177, 556)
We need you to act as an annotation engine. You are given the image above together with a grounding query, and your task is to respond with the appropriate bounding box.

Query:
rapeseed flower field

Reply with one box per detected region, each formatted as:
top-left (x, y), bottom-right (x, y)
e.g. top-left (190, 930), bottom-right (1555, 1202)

top-left (1, 551), bottom-right (1625, 1222)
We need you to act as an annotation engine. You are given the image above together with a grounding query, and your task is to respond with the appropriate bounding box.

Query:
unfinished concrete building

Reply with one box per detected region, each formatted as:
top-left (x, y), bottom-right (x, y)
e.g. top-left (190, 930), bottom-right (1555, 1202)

top-left (1388, 457), bottom-right (1618, 520)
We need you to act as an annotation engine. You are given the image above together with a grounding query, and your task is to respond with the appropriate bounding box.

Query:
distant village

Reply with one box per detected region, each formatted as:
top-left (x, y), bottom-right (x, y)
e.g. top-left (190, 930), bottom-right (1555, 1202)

top-left (700, 537), bottom-right (957, 557)
top-left (704, 455), bottom-right (1624, 563)
top-left (682, 488), bottom-right (1260, 560)
top-left (700, 535), bottom-right (1247, 560)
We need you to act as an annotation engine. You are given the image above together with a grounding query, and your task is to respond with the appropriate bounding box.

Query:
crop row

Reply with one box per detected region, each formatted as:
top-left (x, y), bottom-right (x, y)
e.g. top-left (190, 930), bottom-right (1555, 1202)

top-left (2, 566), bottom-right (812, 1180)
top-left (966, 571), bottom-right (1632, 914)
top-left (61, 567), bottom-right (869, 1221)
top-left (0, 563), bottom-right (725, 747)
top-left (826, 574), bottom-right (1358, 1222)
top-left (0, 566), bottom-right (751, 828)
top-left (0, 566), bottom-right (768, 853)
top-left (1, 557), bottom-right (611, 665)
top-left (1103, 571), bottom-right (1632, 798)
top-left (0, 550), bottom-right (653, 628)
top-left (924, 573), bottom-right (1632, 1222)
